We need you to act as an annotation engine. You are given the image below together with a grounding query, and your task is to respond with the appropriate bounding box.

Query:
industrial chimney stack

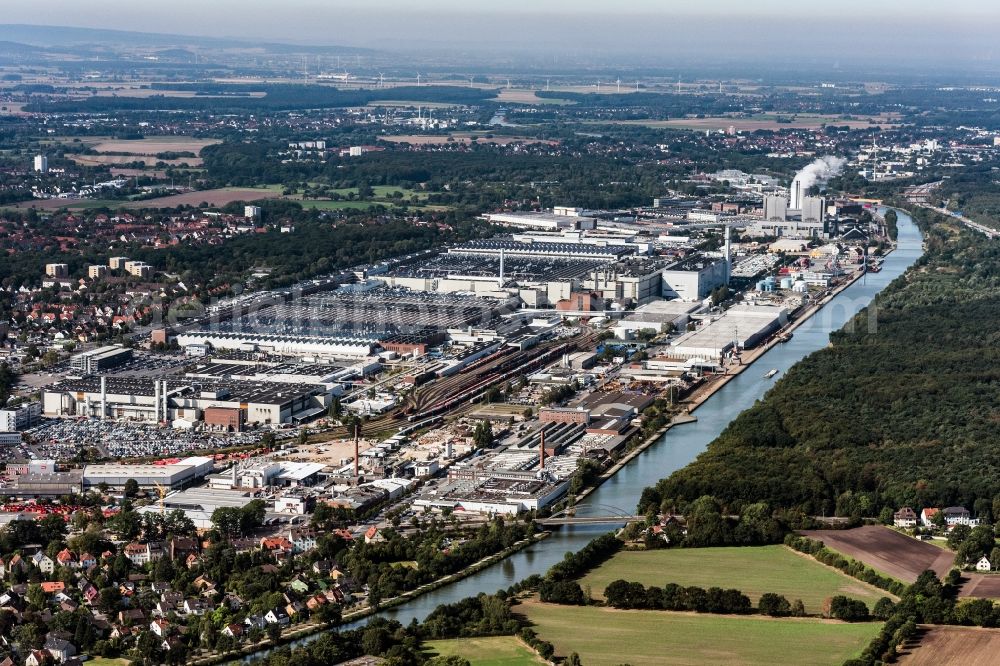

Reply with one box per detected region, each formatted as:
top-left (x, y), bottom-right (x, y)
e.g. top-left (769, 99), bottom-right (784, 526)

top-left (353, 422), bottom-right (360, 481)
top-left (539, 429), bottom-right (546, 470)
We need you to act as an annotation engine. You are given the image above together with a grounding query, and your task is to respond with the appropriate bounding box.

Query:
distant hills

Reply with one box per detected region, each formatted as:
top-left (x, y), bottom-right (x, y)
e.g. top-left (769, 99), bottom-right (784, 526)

top-left (0, 23), bottom-right (373, 55)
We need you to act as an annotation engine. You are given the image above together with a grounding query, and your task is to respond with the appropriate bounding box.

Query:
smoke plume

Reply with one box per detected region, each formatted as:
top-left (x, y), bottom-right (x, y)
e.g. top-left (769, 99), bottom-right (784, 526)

top-left (792, 156), bottom-right (846, 191)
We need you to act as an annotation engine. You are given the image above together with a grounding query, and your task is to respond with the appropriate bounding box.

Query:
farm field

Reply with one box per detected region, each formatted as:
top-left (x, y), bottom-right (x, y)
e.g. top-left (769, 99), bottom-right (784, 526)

top-left (90, 137), bottom-right (220, 155)
top-left (799, 527), bottom-right (955, 584)
top-left (495, 89), bottom-right (574, 105)
top-left (897, 625), bottom-right (1000, 665)
top-left (122, 187), bottom-right (283, 208)
top-left (70, 154), bottom-right (203, 167)
top-left (517, 601), bottom-right (882, 666)
top-left (424, 636), bottom-right (546, 666)
top-left (578, 546), bottom-right (888, 614)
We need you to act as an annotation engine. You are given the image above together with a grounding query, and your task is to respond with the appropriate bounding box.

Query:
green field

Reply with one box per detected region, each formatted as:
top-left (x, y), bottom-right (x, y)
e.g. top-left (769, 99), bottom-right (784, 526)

top-left (579, 546), bottom-right (888, 614)
top-left (519, 601), bottom-right (882, 666)
top-left (425, 636), bottom-right (545, 666)
top-left (328, 185), bottom-right (428, 199)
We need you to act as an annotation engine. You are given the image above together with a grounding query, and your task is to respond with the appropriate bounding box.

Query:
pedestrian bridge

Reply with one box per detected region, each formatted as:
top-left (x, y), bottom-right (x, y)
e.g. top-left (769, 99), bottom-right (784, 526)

top-left (535, 504), bottom-right (644, 527)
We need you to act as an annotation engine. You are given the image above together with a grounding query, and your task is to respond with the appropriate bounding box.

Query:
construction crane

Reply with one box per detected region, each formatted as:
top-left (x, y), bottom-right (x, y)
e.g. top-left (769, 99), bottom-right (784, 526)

top-left (153, 482), bottom-right (168, 515)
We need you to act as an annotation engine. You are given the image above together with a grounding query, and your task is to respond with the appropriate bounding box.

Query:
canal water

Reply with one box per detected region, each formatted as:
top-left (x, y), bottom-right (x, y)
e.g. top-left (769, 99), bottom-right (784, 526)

top-left (253, 209), bottom-right (923, 654)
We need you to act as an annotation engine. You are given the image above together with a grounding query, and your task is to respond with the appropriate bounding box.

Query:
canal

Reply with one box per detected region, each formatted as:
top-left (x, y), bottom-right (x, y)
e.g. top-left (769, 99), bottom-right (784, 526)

top-left (253, 209), bottom-right (923, 655)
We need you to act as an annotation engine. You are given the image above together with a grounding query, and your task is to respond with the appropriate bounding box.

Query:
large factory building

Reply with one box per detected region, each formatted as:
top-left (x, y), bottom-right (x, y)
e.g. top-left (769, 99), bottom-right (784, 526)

top-left (660, 257), bottom-right (729, 301)
top-left (42, 376), bottom-right (329, 427)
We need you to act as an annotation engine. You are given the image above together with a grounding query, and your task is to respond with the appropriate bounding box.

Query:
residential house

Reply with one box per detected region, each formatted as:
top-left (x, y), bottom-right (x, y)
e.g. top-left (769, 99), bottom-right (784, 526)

top-left (169, 537), bottom-right (199, 561)
top-left (306, 594), bottom-right (328, 611)
top-left (40, 582), bottom-right (65, 594)
top-left (150, 619), bottom-right (170, 638)
top-left (976, 557), bottom-right (992, 572)
top-left (260, 537), bottom-right (294, 559)
top-left (244, 614), bottom-right (266, 630)
top-left (0, 554), bottom-right (27, 578)
top-left (183, 598), bottom-right (210, 615)
top-left (78, 553), bottom-right (97, 569)
top-left (943, 506), bottom-right (980, 527)
top-left (42, 636), bottom-right (76, 663)
top-left (26, 650), bottom-right (52, 666)
top-left (264, 608), bottom-right (290, 626)
top-left (364, 526), bottom-right (385, 544)
top-left (222, 623), bottom-right (244, 639)
top-left (118, 608), bottom-right (145, 626)
top-left (893, 507), bottom-right (918, 528)
top-left (286, 528), bottom-right (318, 554)
top-left (286, 601), bottom-right (305, 618)
top-left (31, 552), bottom-right (55, 574)
top-left (55, 549), bottom-right (76, 569)
top-left (920, 508), bottom-right (940, 527)
top-left (124, 542), bottom-right (150, 566)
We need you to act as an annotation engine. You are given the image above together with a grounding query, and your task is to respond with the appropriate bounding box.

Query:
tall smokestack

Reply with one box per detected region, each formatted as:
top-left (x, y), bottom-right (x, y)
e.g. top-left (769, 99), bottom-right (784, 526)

top-left (353, 422), bottom-right (360, 481)
top-left (154, 380), bottom-right (160, 422)
top-left (499, 248), bottom-right (505, 288)
top-left (539, 429), bottom-right (546, 470)
top-left (100, 376), bottom-right (107, 421)
top-left (162, 380), bottom-right (169, 422)
top-left (724, 226), bottom-right (732, 284)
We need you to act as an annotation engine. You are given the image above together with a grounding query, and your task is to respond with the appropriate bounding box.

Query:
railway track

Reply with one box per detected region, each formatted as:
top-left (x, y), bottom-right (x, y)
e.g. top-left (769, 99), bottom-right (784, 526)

top-left (317, 331), bottom-right (597, 440)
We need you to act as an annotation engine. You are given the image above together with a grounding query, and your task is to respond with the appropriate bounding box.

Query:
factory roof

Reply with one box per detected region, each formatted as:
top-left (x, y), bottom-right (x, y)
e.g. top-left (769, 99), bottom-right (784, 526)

top-left (450, 239), bottom-right (632, 259)
top-left (46, 376), bottom-right (323, 405)
top-left (275, 462), bottom-right (326, 481)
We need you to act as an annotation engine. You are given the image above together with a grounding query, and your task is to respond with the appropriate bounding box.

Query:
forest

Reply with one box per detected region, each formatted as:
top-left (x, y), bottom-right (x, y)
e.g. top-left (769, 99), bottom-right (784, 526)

top-left (639, 207), bottom-right (1000, 520)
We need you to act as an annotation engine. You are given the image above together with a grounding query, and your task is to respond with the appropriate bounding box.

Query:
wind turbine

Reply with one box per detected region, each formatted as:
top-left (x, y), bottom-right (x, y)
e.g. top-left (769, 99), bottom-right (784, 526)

top-left (616, 77), bottom-right (621, 93)
top-left (378, 73), bottom-right (385, 88)
top-left (416, 73), bottom-right (422, 86)
top-left (635, 80), bottom-right (639, 92)
top-left (597, 79), bottom-right (601, 93)
top-left (546, 78), bottom-right (550, 91)
top-left (469, 76), bottom-right (474, 87)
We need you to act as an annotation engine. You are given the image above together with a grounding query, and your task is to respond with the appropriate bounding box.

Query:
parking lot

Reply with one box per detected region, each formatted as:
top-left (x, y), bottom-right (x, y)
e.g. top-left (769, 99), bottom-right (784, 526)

top-left (23, 419), bottom-right (263, 460)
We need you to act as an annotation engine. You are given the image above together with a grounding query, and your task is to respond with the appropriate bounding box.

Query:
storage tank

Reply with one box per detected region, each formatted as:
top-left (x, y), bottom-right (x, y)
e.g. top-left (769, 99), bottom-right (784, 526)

top-left (792, 280), bottom-right (808, 293)
top-left (780, 277), bottom-right (794, 289)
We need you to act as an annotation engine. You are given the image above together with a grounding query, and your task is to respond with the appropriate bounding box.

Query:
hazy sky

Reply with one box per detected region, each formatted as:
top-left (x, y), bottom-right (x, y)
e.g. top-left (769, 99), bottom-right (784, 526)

top-left (5, 1), bottom-right (1000, 69)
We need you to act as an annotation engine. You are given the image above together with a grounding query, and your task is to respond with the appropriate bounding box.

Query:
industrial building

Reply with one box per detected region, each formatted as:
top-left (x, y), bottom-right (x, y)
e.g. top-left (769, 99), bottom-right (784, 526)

top-left (205, 287), bottom-right (514, 346)
top-left (82, 457), bottom-right (214, 490)
top-left (0, 402), bottom-right (41, 431)
top-left (449, 239), bottom-right (631, 262)
top-left (138, 487), bottom-right (258, 529)
top-left (481, 209), bottom-right (597, 231)
top-left (42, 376), bottom-right (329, 426)
top-left (582, 258), bottom-right (669, 304)
top-left (661, 257), bottom-right (729, 301)
top-left (613, 300), bottom-right (701, 339)
top-left (69, 345), bottom-right (133, 375)
top-left (176, 332), bottom-right (378, 360)
top-left (206, 459), bottom-right (325, 489)
top-left (670, 303), bottom-right (788, 362)
top-left (757, 195), bottom-right (829, 238)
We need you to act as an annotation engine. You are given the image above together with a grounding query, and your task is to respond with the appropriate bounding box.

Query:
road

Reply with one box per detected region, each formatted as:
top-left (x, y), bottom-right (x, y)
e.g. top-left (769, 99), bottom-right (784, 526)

top-left (923, 205), bottom-right (1000, 239)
